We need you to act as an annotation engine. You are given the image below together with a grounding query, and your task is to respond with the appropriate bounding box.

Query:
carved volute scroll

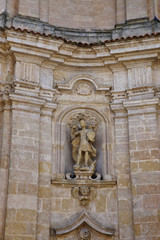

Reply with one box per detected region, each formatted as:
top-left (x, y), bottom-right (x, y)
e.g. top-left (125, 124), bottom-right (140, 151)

top-left (69, 113), bottom-right (98, 179)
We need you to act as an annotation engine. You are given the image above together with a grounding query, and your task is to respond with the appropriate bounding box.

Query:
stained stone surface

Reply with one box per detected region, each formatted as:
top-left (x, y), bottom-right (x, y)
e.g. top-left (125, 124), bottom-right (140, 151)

top-left (0, 1), bottom-right (160, 240)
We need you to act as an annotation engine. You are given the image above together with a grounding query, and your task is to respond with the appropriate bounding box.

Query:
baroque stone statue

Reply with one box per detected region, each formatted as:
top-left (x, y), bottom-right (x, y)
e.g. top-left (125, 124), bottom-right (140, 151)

top-left (69, 114), bottom-right (97, 175)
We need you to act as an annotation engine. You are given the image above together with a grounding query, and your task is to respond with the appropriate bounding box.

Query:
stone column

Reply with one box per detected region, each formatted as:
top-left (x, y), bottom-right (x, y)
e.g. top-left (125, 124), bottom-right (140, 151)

top-left (124, 98), bottom-right (160, 240)
top-left (154, 0), bottom-right (160, 20)
top-left (116, 0), bottom-right (126, 24)
top-left (111, 102), bottom-right (134, 240)
top-left (40, 0), bottom-right (49, 22)
top-left (4, 94), bottom-right (44, 240)
top-left (110, 63), bottom-right (134, 239)
top-left (0, 96), bottom-right (12, 240)
top-left (0, 0), bottom-right (6, 13)
top-left (6, 0), bottom-right (18, 17)
top-left (18, 0), bottom-right (40, 18)
top-left (126, 0), bottom-right (148, 21)
top-left (37, 102), bottom-right (57, 240)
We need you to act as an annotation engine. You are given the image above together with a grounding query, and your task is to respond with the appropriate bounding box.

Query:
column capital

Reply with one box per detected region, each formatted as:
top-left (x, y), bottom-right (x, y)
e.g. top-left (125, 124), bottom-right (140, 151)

top-left (109, 63), bottom-right (126, 72)
top-left (123, 98), bottom-right (159, 115)
top-left (9, 93), bottom-right (45, 113)
top-left (110, 102), bottom-right (127, 118)
top-left (123, 60), bottom-right (153, 69)
top-left (41, 102), bottom-right (58, 116)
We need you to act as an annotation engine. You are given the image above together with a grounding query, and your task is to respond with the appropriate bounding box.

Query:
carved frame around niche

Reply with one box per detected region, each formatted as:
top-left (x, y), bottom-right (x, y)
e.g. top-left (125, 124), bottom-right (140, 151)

top-left (52, 76), bottom-right (112, 180)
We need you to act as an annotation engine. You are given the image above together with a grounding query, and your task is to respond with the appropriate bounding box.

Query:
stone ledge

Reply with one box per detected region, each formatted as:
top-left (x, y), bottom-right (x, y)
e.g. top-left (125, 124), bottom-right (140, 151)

top-left (123, 98), bottom-right (159, 109)
top-left (51, 179), bottom-right (117, 188)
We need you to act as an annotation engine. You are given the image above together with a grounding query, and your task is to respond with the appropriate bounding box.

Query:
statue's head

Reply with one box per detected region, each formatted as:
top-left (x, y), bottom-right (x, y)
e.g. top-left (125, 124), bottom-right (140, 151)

top-left (80, 119), bottom-right (86, 128)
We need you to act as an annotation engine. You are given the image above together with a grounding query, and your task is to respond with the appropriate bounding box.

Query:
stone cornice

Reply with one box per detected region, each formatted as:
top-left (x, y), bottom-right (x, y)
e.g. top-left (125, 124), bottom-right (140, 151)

top-left (0, 25), bottom-right (160, 68)
top-left (123, 98), bottom-right (159, 115)
top-left (1, 12), bottom-right (160, 44)
top-left (41, 102), bottom-right (58, 116)
top-left (9, 93), bottom-right (58, 113)
top-left (0, 28), bottom-right (160, 67)
top-left (123, 98), bottom-right (159, 109)
top-left (110, 102), bottom-right (127, 118)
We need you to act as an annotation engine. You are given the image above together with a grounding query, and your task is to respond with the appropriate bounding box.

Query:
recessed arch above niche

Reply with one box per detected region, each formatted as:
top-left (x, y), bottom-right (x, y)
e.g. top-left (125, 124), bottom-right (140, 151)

top-left (56, 74), bottom-right (111, 94)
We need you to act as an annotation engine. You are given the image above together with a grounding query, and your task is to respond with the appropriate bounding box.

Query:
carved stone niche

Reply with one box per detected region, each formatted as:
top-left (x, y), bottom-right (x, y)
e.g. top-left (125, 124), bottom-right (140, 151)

top-left (50, 213), bottom-right (114, 240)
top-left (52, 75), bottom-right (112, 180)
top-left (52, 109), bottom-right (109, 180)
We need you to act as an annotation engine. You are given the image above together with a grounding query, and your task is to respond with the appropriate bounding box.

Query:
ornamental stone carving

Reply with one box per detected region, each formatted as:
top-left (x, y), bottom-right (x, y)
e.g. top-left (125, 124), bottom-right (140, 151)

top-left (69, 113), bottom-right (97, 179)
top-left (71, 186), bottom-right (97, 206)
top-left (76, 83), bottom-right (92, 95)
top-left (78, 228), bottom-right (91, 240)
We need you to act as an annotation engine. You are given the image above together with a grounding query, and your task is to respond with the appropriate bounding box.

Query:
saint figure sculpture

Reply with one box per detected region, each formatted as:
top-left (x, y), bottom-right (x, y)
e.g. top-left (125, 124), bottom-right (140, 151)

top-left (71, 118), bottom-right (96, 171)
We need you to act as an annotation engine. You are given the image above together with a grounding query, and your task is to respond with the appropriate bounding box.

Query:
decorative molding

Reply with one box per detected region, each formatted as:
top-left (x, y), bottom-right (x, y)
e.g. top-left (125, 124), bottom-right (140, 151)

top-left (128, 66), bottom-right (152, 88)
top-left (110, 102), bottom-right (127, 118)
top-left (15, 61), bottom-right (40, 84)
top-left (57, 75), bottom-right (110, 93)
top-left (126, 85), bottom-right (155, 99)
top-left (51, 213), bottom-right (115, 236)
top-left (111, 90), bottom-right (127, 103)
top-left (123, 98), bottom-right (159, 115)
top-left (51, 178), bottom-right (117, 188)
top-left (123, 98), bottom-right (159, 109)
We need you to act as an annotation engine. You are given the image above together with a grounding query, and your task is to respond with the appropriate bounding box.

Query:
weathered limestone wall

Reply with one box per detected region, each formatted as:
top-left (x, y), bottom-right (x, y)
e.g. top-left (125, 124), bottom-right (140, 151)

top-left (1, 0), bottom-right (160, 30)
top-left (5, 101), bottom-right (42, 239)
top-left (125, 99), bottom-right (160, 238)
top-left (51, 185), bottom-right (118, 239)
top-left (16, 0), bottom-right (160, 28)
top-left (0, 0), bottom-right (6, 13)
top-left (48, 0), bottom-right (116, 29)
top-left (126, 0), bottom-right (148, 20)
top-left (0, 27), bottom-right (160, 240)
top-left (0, 101), bottom-right (12, 239)
top-left (18, 0), bottom-right (39, 19)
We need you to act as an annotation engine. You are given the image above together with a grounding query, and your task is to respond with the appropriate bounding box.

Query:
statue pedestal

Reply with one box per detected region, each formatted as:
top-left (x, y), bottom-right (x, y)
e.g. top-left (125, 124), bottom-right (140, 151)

top-left (74, 170), bottom-right (94, 180)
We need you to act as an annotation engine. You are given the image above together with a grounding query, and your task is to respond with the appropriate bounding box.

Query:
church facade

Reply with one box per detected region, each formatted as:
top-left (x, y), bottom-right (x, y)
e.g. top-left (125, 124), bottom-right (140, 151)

top-left (0, 1), bottom-right (160, 239)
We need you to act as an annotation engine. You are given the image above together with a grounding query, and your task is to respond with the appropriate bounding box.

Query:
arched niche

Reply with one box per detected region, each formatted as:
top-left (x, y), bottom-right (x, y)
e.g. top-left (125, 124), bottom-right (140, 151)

top-left (52, 106), bottom-right (109, 179)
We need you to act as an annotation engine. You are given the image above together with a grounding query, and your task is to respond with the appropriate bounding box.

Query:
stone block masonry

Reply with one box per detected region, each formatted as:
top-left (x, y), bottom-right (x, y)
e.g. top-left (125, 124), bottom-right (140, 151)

top-left (0, 4), bottom-right (160, 239)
